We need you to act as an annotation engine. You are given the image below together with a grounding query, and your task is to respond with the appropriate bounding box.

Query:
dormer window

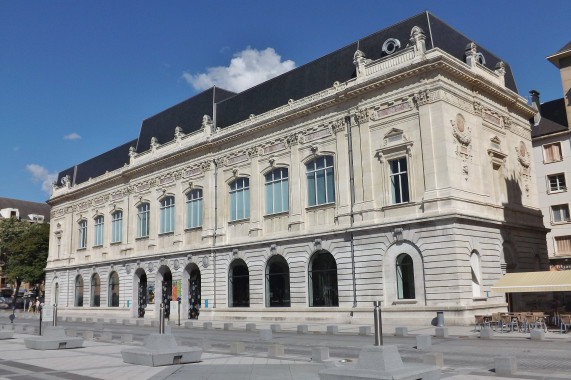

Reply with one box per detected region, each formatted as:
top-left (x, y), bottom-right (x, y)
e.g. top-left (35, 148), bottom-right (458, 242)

top-left (382, 38), bottom-right (401, 55)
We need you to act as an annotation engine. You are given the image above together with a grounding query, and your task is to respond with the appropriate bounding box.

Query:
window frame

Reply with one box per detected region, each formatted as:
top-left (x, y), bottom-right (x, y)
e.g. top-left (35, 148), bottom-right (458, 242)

top-left (111, 210), bottom-right (123, 243)
top-left (265, 168), bottom-right (289, 215)
top-left (159, 196), bottom-right (175, 234)
top-left (137, 203), bottom-right (150, 238)
top-left (78, 220), bottom-right (87, 249)
top-left (551, 204), bottom-right (571, 224)
top-left (543, 142), bottom-right (563, 164)
top-left (186, 189), bottom-right (203, 229)
top-left (229, 177), bottom-right (250, 222)
top-left (389, 157), bottom-right (410, 205)
top-left (93, 215), bottom-right (104, 247)
top-left (548, 173), bottom-right (567, 193)
top-left (305, 156), bottom-right (335, 208)
top-left (555, 236), bottom-right (571, 256)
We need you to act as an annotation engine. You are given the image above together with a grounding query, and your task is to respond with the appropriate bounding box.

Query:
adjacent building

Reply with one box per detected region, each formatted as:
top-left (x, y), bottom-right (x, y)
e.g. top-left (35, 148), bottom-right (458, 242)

top-left (0, 197), bottom-right (50, 292)
top-left (45, 12), bottom-right (547, 325)
top-left (531, 41), bottom-right (571, 271)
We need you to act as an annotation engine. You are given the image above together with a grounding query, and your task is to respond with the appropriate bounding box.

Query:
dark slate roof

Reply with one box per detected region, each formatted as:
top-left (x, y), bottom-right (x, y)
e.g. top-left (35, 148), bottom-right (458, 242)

top-left (55, 11), bottom-right (520, 188)
top-left (531, 98), bottom-right (569, 138)
top-left (56, 139), bottom-right (137, 187)
top-left (0, 197), bottom-right (51, 222)
top-left (556, 41), bottom-right (571, 54)
top-left (136, 87), bottom-right (235, 153)
top-left (215, 11), bottom-right (518, 128)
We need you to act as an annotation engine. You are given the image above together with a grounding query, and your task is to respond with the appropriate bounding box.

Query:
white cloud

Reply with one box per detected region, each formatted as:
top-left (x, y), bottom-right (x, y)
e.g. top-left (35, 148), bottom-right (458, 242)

top-left (182, 47), bottom-right (295, 93)
top-left (26, 164), bottom-right (58, 195)
top-left (64, 133), bottom-right (81, 140)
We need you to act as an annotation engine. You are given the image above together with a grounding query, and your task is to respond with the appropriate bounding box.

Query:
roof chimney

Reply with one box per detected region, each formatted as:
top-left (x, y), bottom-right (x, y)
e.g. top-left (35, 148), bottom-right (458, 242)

top-left (530, 90), bottom-right (541, 126)
top-left (547, 42), bottom-right (571, 127)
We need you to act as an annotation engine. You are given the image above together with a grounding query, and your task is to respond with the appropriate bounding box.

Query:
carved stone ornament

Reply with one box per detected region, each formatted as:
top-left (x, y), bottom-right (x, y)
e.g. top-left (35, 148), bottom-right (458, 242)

top-left (516, 141), bottom-right (530, 168)
top-left (451, 113), bottom-right (471, 146)
top-left (150, 137), bottom-right (159, 150)
top-left (202, 115), bottom-right (213, 130)
top-left (146, 262), bottom-right (155, 273)
top-left (124, 264), bottom-right (132, 275)
top-left (202, 256), bottom-right (209, 268)
top-left (172, 259), bottom-right (180, 271)
top-left (174, 126), bottom-right (184, 140)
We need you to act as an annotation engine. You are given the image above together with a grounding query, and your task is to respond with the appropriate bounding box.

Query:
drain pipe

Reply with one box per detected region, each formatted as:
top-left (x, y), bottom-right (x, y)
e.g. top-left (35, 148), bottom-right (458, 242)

top-left (345, 113), bottom-right (357, 308)
top-left (212, 158), bottom-right (218, 309)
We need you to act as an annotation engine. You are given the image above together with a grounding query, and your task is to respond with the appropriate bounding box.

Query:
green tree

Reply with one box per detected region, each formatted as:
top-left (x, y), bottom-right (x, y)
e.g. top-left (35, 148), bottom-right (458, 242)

top-left (0, 218), bottom-right (49, 307)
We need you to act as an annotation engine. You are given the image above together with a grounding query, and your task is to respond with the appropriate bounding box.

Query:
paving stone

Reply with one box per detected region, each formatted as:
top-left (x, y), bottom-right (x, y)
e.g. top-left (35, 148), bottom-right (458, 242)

top-left (230, 342), bottom-right (245, 354)
top-left (101, 331), bottom-right (113, 342)
top-left (423, 352), bottom-right (444, 367)
top-left (311, 346), bottom-right (329, 362)
top-left (326, 325), bottom-right (338, 335)
top-left (268, 344), bottom-right (284, 358)
top-left (359, 326), bottom-right (371, 336)
top-left (395, 327), bottom-right (408, 337)
top-left (495, 356), bottom-right (517, 376)
top-left (416, 334), bottom-right (431, 350)
top-left (435, 327), bottom-right (448, 338)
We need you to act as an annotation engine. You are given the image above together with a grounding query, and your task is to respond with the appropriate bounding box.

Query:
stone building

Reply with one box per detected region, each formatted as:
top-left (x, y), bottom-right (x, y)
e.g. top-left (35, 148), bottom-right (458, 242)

top-left (45, 12), bottom-right (547, 325)
top-left (531, 41), bottom-right (571, 271)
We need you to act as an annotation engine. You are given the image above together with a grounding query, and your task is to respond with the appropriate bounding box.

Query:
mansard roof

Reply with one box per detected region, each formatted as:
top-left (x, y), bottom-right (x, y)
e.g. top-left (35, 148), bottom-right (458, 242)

top-left (0, 197), bottom-right (51, 222)
top-left (55, 11), bottom-right (520, 188)
top-left (531, 98), bottom-right (569, 138)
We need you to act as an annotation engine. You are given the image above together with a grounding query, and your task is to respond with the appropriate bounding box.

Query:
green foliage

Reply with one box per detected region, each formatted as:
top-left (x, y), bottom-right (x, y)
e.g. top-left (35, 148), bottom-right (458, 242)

top-left (0, 218), bottom-right (49, 291)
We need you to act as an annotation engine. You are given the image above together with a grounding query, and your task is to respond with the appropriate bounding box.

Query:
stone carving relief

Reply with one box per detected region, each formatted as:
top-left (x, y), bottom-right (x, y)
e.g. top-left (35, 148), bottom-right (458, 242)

top-left (451, 113), bottom-right (472, 180)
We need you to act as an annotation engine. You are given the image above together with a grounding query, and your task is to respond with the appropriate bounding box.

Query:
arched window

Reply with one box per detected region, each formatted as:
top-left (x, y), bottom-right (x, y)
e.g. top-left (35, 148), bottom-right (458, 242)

top-left (91, 274), bottom-right (100, 307)
top-left (229, 259), bottom-right (249, 307)
top-left (306, 156), bottom-right (335, 206)
top-left (108, 272), bottom-right (119, 307)
top-left (78, 220), bottom-right (87, 249)
top-left (396, 254), bottom-right (415, 299)
top-left (111, 211), bottom-right (123, 243)
top-left (470, 251), bottom-right (482, 297)
top-left (265, 255), bottom-right (290, 307)
top-left (265, 168), bottom-right (289, 215)
top-left (74, 275), bottom-right (83, 307)
top-left (229, 178), bottom-right (250, 221)
top-left (137, 203), bottom-right (150, 238)
top-left (186, 189), bottom-right (203, 228)
top-left (160, 196), bottom-right (175, 233)
top-left (308, 250), bottom-right (338, 307)
top-left (94, 215), bottom-right (104, 246)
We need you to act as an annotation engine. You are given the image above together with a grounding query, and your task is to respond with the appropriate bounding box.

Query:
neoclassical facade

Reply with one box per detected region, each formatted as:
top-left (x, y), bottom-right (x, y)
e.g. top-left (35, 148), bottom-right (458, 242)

top-left (46, 12), bottom-right (547, 325)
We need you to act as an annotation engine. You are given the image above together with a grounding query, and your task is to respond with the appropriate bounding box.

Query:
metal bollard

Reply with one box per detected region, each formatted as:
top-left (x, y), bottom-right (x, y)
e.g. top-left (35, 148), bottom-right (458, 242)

top-left (373, 301), bottom-right (383, 346)
top-left (159, 303), bottom-right (165, 334)
top-left (53, 304), bottom-right (57, 327)
top-left (177, 298), bottom-right (181, 326)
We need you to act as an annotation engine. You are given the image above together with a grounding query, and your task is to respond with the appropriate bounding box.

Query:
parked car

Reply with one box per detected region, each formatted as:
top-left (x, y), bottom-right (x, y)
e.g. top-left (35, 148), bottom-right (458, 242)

top-left (0, 297), bottom-right (9, 309)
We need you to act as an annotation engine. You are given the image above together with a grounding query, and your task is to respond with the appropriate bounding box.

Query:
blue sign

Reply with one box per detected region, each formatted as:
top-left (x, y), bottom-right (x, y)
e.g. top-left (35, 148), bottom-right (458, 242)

top-left (127, 300), bottom-right (130, 308)
top-left (205, 299), bottom-right (208, 308)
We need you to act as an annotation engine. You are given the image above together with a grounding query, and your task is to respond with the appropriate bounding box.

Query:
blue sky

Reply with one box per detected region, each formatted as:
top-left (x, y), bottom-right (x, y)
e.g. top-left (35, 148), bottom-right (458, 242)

top-left (1, 0), bottom-right (569, 204)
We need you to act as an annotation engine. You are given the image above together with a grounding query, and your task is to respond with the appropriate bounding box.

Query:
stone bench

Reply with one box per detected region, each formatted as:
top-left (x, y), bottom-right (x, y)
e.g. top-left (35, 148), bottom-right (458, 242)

top-left (268, 344), bottom-right (284, 358)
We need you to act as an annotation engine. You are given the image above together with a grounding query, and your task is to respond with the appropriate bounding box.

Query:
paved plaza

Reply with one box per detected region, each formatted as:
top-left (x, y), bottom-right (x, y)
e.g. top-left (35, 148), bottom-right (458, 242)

top-left (0, 311), bottom-right (571, 379)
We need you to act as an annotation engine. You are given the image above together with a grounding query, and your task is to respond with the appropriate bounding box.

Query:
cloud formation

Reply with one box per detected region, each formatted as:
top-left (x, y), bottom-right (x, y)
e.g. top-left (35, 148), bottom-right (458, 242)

top-left (64, 133), bottom-right (81, 140)
top-left (26, 164), bottom-right (58, 195)
top-left (183, 47), bottom-right (295, 93)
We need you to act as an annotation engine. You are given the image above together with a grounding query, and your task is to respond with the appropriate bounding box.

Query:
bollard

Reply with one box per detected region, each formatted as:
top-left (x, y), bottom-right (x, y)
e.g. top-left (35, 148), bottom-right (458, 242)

top-left (373, 301), bottom-right (383, 346)
top-left (436, 311), bottom-right (444, 327)
top-left (53, 304), bottom-right (57, 327)
top-left (177, 298), bottom-right (181, 326)
top-left (159, 303), bottom-right (165, 334)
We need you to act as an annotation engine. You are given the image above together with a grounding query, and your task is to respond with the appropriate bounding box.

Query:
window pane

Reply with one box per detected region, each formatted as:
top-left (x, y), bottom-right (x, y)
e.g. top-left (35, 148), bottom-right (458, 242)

top-left (307, 172), bottom-right (316, 206)
top-left (265, 182), bottom-right (273, 214)
top-left (244, 187), bottom-right (250, 219)
top-left (197, 198), bottom-right (202, 227)
top-left (326, 167), bottom-right (335, 203)
top-left (230, 191), bottom-right (236, 221)
top-left (283, 178), bottom-right (289, 212)
top-left (316, 168), bottom-right (326, 205)
top-left (401, 173), bottom-right (410, 202)
top-left (274, 180), bottom-right (282, 213)
top-left (316, 156), bottom-right (325, 169)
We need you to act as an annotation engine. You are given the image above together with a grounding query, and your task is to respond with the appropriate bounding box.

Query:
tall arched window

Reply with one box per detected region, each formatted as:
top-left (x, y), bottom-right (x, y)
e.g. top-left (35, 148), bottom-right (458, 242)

top-left (74, 275), bottom-right (84, 307)
top-left (396, 253), bottom-right (415, 299)
top-left (306, 156), bottom-right (335, 206)
top-left (265, 255), bottom-right (290, 307)
top-left (470, 251), bottom-right (482, 297)
top-left (186, 189), bottom-right (203, 228)
top-left (108, 272), bottom-right (119, 307)
top-left (229, 178), bottom-right (250, 221)
top-left (111, 211), bottom-right (123, 243)
top-left (265, 168), bottom-right (289, 215)
top-left (229, 259), bottom-right (249, 307)
top-left (91, 274), bottom-right (100, 307)
top-left (137, 203), bottom-right (150, 238)
top-left (94, 215), bottom-right (104, 246)
top-left (160, 196), bottom-right (175, 233)
top-left (78, 220), bottom-right (87, 249)
top-left (308, 250), bottom-right (338, 307)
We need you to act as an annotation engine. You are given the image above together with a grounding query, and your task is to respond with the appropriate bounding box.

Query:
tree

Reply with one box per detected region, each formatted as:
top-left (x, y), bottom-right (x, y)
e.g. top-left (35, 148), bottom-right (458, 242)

top-left (0, 218), bottom-right (49, 307)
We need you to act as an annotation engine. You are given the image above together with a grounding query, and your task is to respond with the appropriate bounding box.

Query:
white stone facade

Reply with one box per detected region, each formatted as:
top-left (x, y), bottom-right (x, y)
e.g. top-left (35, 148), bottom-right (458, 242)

top-left (46, 26), bottom-right (546, 325)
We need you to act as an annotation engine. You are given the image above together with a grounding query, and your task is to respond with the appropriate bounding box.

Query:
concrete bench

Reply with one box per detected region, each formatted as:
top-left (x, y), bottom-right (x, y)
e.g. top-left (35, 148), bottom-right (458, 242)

top-left (416, 334), bottom-right (431, 350)
top-left (203, 322), bottom-right (212, 330)
top-left (246, 323), bottom-right (256, 331)
top-left (230, 342), bottom-right (245, 354)
top-left (359, 326), bottom-right (371, 336)
top-left (435, 327), bottom-right (448, 338)
top-left (121, 334), bottom-right (133, 344)
top-left (326, 326), bottom-right (338, 335)
top-left (268, 344), bottom-right (284, 358)
top-left (423, 352), bottom-right (444, 367)
top-left (495, 356), bottom-right (517, 376)
top-left (311, 346), bottom-right (329, 362)
top-left (395, 327), bottom-right (408, 337)
top-left (224, 323), bottom-right (233, 330)
top-left (260, 329), bottom-right (272, 341)
top-left (270, 324), bottom-right (281, 332)
top-left (297, 325), bottom-right (308, 334)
